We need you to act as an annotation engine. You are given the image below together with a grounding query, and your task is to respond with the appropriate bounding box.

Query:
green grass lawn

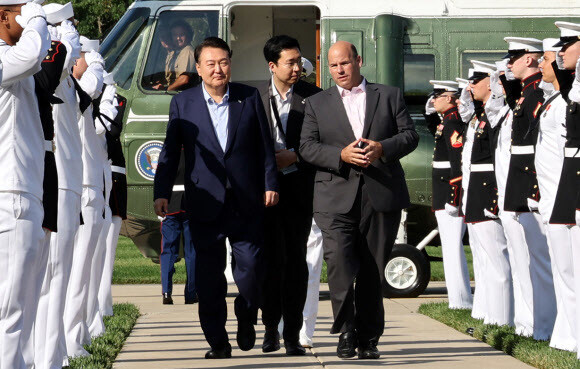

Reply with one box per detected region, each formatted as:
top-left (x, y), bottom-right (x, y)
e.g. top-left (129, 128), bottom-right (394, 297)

top-left (419, 303), bottom-right (580, 369)
top-left (114, 236), bottom-right (474, 284)
top-left (69, 303), bottom-right (140, 369)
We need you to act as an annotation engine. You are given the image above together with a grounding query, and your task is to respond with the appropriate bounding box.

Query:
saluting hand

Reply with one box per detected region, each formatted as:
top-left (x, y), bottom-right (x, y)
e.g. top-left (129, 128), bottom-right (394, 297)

top-left (361, 138), bottom-right (383, 164)
top-left (341, 139), bottom-right (369, 167)
top-left (264, 191), bottom-right (279, 207)
top-left (154, 198), bottom-right (169, 217)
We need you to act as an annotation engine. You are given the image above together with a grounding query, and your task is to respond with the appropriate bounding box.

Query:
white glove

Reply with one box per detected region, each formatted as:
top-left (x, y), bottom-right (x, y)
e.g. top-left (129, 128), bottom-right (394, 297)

top-left (59, 20), bottom-right (81, 63)
top-left (102, 84), bottom-right (116, 103)
top-left (84, 50), bottom-right (105, 67)
top-left (504, 68), bottom-right (516, 81)
top-left (576, 210), bottom-right (580, 227)
top-left (575, 57), bottom-right (580, 83)
top-left (527, 198), bottom-right (539, 212)
top-left (47, 25), bottom-right (59, 41)
top-left (425, 96), bottom-right (436, 115)
top-left (15, 2), bottom-right (46, 28)
top-left (555, 53), bottom-right (565, 70)
top-left (458, 87), bottom-right (475, 123)
top-left (495, 59), bottom-right (509, 74)
top-left (445, 203), bottom-right (459, 216)
top-left (490, 71), bottom-right (504, 97)
top-left (484, 209), bottom-right (499, 219)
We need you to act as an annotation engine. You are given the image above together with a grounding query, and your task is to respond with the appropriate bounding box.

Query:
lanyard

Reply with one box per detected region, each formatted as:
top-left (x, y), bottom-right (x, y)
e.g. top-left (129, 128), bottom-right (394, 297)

top-left (269, 83), bottom-right (287, 142)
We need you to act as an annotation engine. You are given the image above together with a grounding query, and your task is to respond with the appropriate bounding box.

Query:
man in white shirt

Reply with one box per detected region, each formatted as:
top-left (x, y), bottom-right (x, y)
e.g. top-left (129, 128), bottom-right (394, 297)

top-left (0, 1), bottom-right (50, 368)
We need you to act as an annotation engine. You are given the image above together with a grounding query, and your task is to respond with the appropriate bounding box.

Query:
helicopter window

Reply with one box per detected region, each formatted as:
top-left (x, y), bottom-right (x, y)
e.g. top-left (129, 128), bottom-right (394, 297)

top-left (142, 10), bottom-right (219, 92)
top-left (460, 52), bottom-right (505, 78)
top-left (403, 54), bottom-right (435, 113)
top-left (101, 7), bottom-right (150, 74)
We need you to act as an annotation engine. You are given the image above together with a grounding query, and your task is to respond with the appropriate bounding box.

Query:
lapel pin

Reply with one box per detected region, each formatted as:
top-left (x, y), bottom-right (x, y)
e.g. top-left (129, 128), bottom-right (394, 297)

top-left (302, 99), bottom-right (305, 104)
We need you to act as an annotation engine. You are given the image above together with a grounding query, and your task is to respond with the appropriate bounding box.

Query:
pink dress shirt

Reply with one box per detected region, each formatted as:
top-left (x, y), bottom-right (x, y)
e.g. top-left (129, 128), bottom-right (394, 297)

top-left (337, 78), bottom-right (366, 139)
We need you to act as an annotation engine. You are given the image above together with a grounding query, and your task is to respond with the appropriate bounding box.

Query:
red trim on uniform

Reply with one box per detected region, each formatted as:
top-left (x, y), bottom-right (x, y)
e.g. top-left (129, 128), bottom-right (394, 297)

top-left (521, 72), bottom-right (542, 92)
top-left (165, 210), bottom-right (185, 216)
top-left (449, 176), bottom-right (462, 184)
top-left (532, 102), bottom-right (543, 118)
top-left (42, 41), bottom-right (64, 63)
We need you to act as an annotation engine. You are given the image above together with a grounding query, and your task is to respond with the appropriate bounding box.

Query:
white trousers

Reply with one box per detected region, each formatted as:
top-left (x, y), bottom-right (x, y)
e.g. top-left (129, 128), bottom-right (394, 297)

top-left (545, 223), bottom-right (576, 351)
top-left (467, 223), bottom-right (486, 320)
top-left (87, 205), bottom-right (111, 339)
top-left (435, 210), bottom-right (472, 309)
top-left (64, 186), bottom-right (104, 358)
top-left (0, 191), bottom-right (44, 369)
top-left (35, 190), bottom-right (81, 369)
top-left (571, 224), bottom-right (580, 358)
top-left (470, 220), bottom-right (514, 326)
top-left (98, 216), bottom-right (122, 317)
top-left (299, 220), bottom-right (324, 345)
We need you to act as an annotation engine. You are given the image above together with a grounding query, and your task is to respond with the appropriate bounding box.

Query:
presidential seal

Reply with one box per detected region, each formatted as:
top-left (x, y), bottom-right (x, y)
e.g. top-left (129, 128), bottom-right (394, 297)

top-left (135, 141), bottom-right (164, 181)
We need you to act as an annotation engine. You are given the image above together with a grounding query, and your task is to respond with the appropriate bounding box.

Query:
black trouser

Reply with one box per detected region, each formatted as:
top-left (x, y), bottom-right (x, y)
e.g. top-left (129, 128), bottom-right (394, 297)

top-left (261, 173), bottom-right (311, 342)
top-left (314, 182), bottom-right (400, 344)
top-left (189, 192), bottom-right (265, 350)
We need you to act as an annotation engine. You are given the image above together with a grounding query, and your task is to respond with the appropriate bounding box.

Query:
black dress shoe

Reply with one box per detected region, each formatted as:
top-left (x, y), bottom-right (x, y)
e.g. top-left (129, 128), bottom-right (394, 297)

top-left (236, 316), bottom-right (256, 351)
top-left (337, 331), bottom-right (357, 359)
top-left (205, 344), bottom-right (232, 359)
top-left (162, 293), bottom-right (173, 305)
top-left (262, 328), bottom-right (280, 353)
top-left (284, 340), bottom-right (306, 356)
top-left (358, 340), bottom-right (380, 359)
top-left (185, 295), bottom-right (199, 304)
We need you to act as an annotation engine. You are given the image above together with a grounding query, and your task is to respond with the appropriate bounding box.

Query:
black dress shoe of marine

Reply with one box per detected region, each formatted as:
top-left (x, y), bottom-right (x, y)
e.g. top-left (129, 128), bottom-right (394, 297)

top-left (162, 293), bottom-right (173, 305)
top-left (205, 343), bottom-right (232, 359)
top-left (262, 328), bottom-right (280, 353)
top-left (284, 340), bottom-right (306, 356)
top-left (358, 340), bottom-right (380, 359)
top-left (337, 331), bottom-right (357, 359)
top-left (236, 316), bottom-right (256, 351)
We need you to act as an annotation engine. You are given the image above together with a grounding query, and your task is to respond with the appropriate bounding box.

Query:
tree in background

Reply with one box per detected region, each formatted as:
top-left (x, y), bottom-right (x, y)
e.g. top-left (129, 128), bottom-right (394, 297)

top-left (46, 0), bottom-right (132, 40)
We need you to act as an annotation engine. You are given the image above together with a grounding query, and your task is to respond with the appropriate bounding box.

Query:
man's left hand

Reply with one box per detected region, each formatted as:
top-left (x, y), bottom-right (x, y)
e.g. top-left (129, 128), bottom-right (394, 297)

top-left (264, 191), bottom-right (279, 207)
top-left (275, 149), bottom-right (297, 170)
top-left (360, 138), bottom-right (383, 164)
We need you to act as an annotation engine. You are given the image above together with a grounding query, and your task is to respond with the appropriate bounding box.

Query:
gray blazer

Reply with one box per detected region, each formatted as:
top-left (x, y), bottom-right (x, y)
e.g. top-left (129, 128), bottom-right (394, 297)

top-left (299, 82), bottom-right (419, 214)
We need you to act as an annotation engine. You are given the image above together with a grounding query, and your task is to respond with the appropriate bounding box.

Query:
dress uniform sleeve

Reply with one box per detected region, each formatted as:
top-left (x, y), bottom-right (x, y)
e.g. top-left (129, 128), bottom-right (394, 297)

top-left (424, 112), bottom-right (441, 136)
top-left (78, 62), bottom-right (104, 100)
top-left (443, 118), bottom-right (463, 206)
top-left (34, 41), bottom-right (67, 98)
top-left (499, 74), bottom-right (522, 110)
top-left (553, 61), bottom-right (575, 102)
top-left (1, 17), bottom-right (50, 87)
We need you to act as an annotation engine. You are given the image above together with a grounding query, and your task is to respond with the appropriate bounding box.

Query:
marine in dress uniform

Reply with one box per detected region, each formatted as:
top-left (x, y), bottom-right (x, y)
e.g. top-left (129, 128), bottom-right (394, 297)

top-left (159, 153), bottom-right (197, 305)
top-left (0, 2), bottom-right (51, 368)
top-left (462, 61), bottom-right (513, 326)
top-left (63, 37), bottom-right (105, 358)
top-left (40, 3), bottom-right (83, 366)
top-left (97, 76), bottom-right (128, 318)
top-left (550, 21), bottom-right (580, 354)
top-left (258, 36), bottom-right (322, 356)
top-left (491, 38), bottom-right (556, 340)
top-left (424, 80), bottom-right (472, 310)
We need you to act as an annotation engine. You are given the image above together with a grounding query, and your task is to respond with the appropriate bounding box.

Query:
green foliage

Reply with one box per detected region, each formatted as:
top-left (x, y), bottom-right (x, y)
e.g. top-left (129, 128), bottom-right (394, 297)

top-left (419, 302), bottom-right (580, 369)
top-left (45, 0), bottom-right (132, 40)
top-left (68, 303), bottom-right (140, 369)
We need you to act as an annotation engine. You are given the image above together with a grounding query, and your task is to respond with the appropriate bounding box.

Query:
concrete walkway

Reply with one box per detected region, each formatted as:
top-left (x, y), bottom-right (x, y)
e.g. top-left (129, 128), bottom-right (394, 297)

top-left (112, 282), bottom-right (533, 369)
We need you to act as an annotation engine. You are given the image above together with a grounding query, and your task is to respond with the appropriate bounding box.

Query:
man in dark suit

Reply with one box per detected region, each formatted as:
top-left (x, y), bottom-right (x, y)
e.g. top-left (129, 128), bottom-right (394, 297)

top-left (256, 35), bottom-right (322, 356)
top-left (153, 37), bottom-right (279, 359)
top-left (299, 41), bottom-right (419, 360)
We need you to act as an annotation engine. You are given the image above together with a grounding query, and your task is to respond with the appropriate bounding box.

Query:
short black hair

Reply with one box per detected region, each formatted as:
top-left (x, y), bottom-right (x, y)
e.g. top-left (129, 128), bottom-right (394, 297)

top-left (170, 20), bottom-right (193, 42)
top-left (194, 37), bottom-right (232, 63)
top-left (263, 35), bottom-right (301, 64)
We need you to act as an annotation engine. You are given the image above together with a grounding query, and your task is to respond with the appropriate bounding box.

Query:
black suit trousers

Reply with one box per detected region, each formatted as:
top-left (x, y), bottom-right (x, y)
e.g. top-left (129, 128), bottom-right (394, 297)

top-left (261, 172), bottom-right (311, 341)
top-left (188, 191), bottom-right (265, 349)
top-left (314, 181), bottom-right (400, 343)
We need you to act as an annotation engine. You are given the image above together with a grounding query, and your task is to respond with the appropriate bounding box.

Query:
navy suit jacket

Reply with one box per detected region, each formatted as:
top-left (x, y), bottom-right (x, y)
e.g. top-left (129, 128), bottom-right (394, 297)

top-left (154, 82), bottom-right (279, 222)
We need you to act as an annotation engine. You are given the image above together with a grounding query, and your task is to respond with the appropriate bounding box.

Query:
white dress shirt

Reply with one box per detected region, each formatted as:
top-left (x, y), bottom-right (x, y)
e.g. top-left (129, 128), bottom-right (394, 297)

top-left (270, 77), bottom-right (293, 150)
top-left (0, 18), bottom-right (51, 199)
top-left (337, 78), bottom-right (366, 139)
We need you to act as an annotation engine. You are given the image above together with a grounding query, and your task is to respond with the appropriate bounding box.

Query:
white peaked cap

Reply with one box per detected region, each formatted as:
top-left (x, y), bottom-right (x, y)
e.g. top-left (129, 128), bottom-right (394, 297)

top-left (456, 78), bottom-right (469, 89)
top-left (103, 72), bottom-right (115, 85)
top-left (543, 38), bottom-right (561, 52)
top-left (301, 57), bottom-right (314, 77)
top-left (554, 21), bottom-right (580, 47)
top-left (504, 37), bottom-right (543, 52)
top-left (0, 0), bottom-right (33, 4)
top-left (469, 60), bottom-right (496, 79)
top-left (555, 21), bottom-right (580, 38)
top-left (429, 80), bottom-right (459, 92)
top-left (44, 2), bottom-right (74, 25)
top-left (80, 36), bottom-right (100, 53)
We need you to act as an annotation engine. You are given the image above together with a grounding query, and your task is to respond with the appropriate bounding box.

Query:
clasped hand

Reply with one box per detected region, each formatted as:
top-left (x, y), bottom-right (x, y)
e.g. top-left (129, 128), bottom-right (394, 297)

top-left (340, 138), bottom-right (383, 168)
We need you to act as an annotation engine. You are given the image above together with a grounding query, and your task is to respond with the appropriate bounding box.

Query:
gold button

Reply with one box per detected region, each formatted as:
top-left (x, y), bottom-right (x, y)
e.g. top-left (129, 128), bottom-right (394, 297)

top-left (532, 194), bottom-right (536, 197)
top-left (483, 182), bottom-right (487, 186)
top-left (493, 200), bottom-right (496, 203)
top-left (45, 56), bottom-right (50, 60)
top-left (451, 201), bottom-right (454, 204)
top-left (49, 48), bottom-right (53, 52)
top-left (534, 185), bottom-right (538, 188)
top-left (525, 167), bottom-right (529, 171)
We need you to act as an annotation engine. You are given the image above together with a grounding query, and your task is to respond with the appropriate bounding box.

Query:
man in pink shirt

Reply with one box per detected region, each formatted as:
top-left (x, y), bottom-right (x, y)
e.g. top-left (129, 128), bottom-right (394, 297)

top-left (300, 41), bottom-right (418, 360)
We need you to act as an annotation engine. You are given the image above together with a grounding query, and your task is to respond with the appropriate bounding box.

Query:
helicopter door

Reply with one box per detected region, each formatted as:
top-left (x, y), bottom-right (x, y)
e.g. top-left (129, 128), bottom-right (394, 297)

top-left (228, 5), bottom-right (320, 87)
